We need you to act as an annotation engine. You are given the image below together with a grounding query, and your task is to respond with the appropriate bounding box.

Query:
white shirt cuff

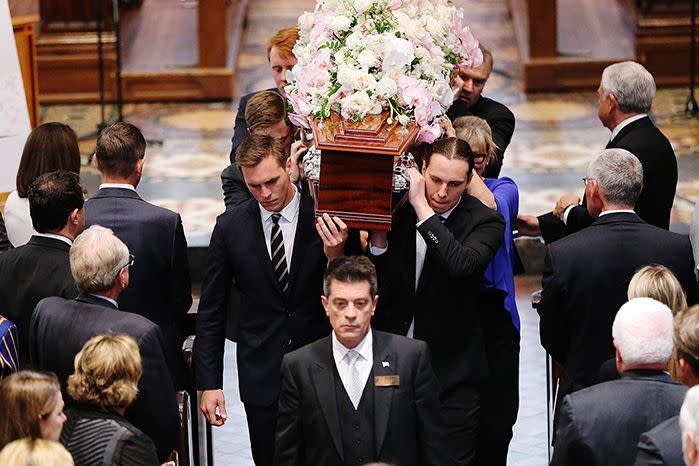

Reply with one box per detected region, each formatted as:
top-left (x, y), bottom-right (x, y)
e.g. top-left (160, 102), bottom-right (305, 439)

top-left (562, 204), bottom-right (576, 225)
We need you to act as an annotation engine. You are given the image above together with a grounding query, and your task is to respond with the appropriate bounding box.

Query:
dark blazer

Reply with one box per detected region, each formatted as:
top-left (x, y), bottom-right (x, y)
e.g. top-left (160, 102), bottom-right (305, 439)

top-left (30, 293), bottom-right (179, 461)
top-left (538, 213), bottom-right (696, 420)
top-left (0, 212), bottom-right (9, 252)
top-left (195, 194), bottom-right (330, 406)
top-left (538, 116), bottom-right (678, 243)
top-left (635, 415), bottom-right (683, 466)
top-left (370, 196), bottom-right (505, 391)
top-left (0, 235), bottom-right (77, 367)
top-left (275, 330), bottom-right (454, 466)
top-left (447, 96), bottom-right (515, 178)
top-left (85, 187), bottom-right (192, 387)
top-left (552, 371), bottom-right (686, 466)
top-left (229, 87), bottom-right (279, 162)
top-left (61, 405), bottom-right (160, 466)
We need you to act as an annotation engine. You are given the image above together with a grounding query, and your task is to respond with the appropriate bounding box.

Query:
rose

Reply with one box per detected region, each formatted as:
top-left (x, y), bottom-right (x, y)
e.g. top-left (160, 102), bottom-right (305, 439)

top-left (382, 34), bottom-right (415, 73)
top-left (352, 71), bottom-right (376, 92)
top-left (340, 91), bottom-right (381, 119)
top-left (331, 15), bottom-right (352, 34)
top-left (357, 49), bottom-right (378, 69)
top-left (375, 76), bottom-right (397, 99)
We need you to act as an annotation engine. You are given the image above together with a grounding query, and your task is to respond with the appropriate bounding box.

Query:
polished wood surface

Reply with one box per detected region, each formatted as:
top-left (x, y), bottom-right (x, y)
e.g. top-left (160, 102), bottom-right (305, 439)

top-left (10, 0), bottom-right (40, 127)
top-left (39, 0), bottom-right (113, 33)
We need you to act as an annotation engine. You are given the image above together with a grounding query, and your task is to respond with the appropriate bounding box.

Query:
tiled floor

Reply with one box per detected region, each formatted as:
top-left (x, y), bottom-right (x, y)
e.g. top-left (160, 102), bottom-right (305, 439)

top-left (39, 0), bottom-right (699, 464)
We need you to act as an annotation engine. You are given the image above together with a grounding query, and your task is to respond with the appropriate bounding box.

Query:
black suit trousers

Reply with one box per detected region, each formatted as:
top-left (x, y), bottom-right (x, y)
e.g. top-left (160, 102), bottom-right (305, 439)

top-left (440, 385), bottom-right (480, 465)
top-left (245, 403), bottom-right (278, 466)
top-left (475, 291), bottom-right (520, 466)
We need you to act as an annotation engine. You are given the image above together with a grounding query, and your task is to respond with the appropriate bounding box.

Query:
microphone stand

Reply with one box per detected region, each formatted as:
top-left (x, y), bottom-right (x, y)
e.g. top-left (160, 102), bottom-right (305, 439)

top-left (687, 0), bottom-right (698, 116)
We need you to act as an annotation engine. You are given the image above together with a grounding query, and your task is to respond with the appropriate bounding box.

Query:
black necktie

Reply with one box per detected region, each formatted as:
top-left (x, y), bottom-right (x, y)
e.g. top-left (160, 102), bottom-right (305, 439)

top-left (270, 214), bottom-right (289, 294)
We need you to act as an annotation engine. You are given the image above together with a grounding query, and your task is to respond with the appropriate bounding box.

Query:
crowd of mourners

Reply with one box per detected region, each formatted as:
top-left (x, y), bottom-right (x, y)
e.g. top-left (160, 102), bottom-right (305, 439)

top-left (1, 25), bottom-right (699, 466)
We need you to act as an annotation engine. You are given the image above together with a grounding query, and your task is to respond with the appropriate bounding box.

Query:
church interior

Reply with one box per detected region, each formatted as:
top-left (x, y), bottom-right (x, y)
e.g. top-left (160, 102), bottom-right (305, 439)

top-left (4, 0), bottom-right (699, 464)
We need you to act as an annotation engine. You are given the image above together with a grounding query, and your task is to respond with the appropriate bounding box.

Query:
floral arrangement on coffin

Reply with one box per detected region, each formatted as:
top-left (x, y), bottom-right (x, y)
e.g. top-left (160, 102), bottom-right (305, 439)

top-left (285, 0), bottom-right (482, 143)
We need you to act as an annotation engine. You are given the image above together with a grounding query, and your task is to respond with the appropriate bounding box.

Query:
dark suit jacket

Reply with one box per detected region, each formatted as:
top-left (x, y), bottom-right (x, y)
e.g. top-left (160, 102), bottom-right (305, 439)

top-left (229, 87), bottom-right (279, 162)
top-left (195, 194), bottom-right (330, 406)
top-left (635, 415), bottom-right (683, 466)
top-left (552, 371), bottom-right (686, 466)
top-left (370, 196), bottom-right (505, 391)
top-left (0, 235), bottom-right (77, 367)
top-left (538, 213), bottom-right (696, 420)
top-left (538, 116), bottom-right (678, 243)
top-left (85, 187), bottom-right (192, 386)
top-left (221, 163), bottom-right (253, 210)
top-left (447, 95), bottom-right (515, 178)
top-left (275, 330), bottom-right (454, 466)
top-left (0, 212), bottom-right (9, 252)
top-left (30, 293), bottom-right (179, 461)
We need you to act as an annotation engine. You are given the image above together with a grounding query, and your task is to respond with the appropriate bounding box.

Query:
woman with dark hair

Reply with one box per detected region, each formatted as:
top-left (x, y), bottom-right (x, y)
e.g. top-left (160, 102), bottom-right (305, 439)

top-left (5, 122), bottom-right (80, 246)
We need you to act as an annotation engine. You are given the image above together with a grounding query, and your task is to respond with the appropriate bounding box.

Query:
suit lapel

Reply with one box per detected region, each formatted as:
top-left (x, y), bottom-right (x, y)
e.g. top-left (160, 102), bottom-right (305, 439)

top-left (372, 332), bottom-right (395, 456)
top-left (287, 195), bottom-right (314, 295)
top-left (246, 200), bottom-right (282, 296)
top-left (311, 340), bottom-right (344, 461)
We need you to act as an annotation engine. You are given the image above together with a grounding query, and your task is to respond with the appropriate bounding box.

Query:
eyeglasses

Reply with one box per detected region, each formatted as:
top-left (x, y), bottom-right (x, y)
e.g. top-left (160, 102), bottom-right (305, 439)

top-left (473, 152), bottom-right (487, 163)
top-left (582, 177), bottom-right (595, 186)
top-left (125, 254), bottom-right (135, 268)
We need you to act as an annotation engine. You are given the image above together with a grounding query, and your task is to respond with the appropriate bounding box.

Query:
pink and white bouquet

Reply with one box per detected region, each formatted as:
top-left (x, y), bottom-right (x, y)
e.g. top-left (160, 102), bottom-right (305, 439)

top-left (285, 0), bottom-right (482, 143)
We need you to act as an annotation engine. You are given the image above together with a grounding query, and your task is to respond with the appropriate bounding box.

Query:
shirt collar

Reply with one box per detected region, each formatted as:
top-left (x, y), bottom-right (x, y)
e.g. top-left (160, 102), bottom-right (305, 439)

top-left (332, 328), bottom-right (373, 365)
top-left (259, 185), bottom-right (300, 224)
top-left (610, 114), bottom-right (648, 142)
top-left (599, 209), bottom-right (636, 217)
top-left (99, 183), bottom-right (136, 191)
top-left (89, 294), bottom-right (119, 308)
top-left (33, 232), bottom-right (73, 246)
top-left (439, 197), bottom-right (461, 221)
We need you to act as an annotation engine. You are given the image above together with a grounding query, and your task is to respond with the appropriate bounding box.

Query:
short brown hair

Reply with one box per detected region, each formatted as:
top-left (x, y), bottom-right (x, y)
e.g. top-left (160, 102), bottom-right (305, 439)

top-left (675, 305), bottom-right (699, 375)
top-left (68, 334), bottom-right (142, 411)
top-left (0, 371), bottom-right (61, 449)
top-left (245, 91), bottom-right (288, 132)
top-left (423, 137), bottom-right (475, 177)
top-left (267, 27), bottom-right (299, 61)
top-left (16, 122), bottom-right (81, 198)
top-left (323, 256), bottom-right (378, 297)
top-left (236, 134), bottom-right (287, 169)
top-left (94, 122), bottom-right (146, 178)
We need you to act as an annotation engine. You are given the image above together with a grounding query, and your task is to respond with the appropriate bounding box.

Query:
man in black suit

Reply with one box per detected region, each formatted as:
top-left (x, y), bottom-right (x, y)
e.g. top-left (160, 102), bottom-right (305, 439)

top-left (228, 26), bottom-right (298, 161)
top-left (635, 305), bottom-right (699, 465)
top-left (221, 91), bottom-right (309, 210)
top-left (30, 225), bottom-right (179, 461)
top-left (197, 134), bottom-right (347, 466)
top-left (0, 170), bottom-right (83, 367)
top-left (517, 61), bottom-right (677, 243)
top-left (538, 149), bottom-right (696, 426)
top-left (85, 122), bottom-right (191, 388)
top-left (447, 45), bottom-right (515, 178)
top-left (552, 298), bottom-right (687, 465)
top-left (275, 256), bottom-right (453, 466)
top-left (364, 138), bottom-right (505, 464)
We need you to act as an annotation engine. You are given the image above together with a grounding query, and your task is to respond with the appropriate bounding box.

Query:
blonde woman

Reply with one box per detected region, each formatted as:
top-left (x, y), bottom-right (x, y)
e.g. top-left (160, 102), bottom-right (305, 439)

top-left (0, 371), bottom-right (66, 449)
top-left (60, 334), bottom-right (159, 466)
top-left (0, 438), bottom-right (73, 466)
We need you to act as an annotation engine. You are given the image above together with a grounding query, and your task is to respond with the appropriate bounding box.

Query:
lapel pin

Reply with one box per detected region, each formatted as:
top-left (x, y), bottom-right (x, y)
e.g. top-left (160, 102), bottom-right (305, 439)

top-left (382, 361), bottom-right (390, 368)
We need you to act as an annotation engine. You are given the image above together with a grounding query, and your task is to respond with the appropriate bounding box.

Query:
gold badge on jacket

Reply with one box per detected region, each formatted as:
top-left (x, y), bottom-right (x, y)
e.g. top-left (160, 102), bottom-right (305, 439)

top-left (374, 375), bottom-right (400, 387)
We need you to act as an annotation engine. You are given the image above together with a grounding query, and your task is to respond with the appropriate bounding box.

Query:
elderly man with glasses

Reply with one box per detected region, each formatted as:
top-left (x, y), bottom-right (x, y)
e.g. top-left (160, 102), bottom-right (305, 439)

top-left (30, 225), bottom-right (179, 462)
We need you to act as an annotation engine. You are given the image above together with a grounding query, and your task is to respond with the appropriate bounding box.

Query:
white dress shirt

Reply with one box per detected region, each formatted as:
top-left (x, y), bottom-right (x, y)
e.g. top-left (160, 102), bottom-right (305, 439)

top-left (90, 294), bottom-right (119, 308)
top-left (370, 200), bottom-right (460, 338)
top-left (4, 191), bottom-right (34, 247)
top-left (99, 183), bottom-right (137, 191)
top-left (259, 187), bottom-right (300, 268)
top-left (598, 209), bottom-right (636, 217)
top-left (332, 329), bottom-right (373, 399)
top-left (33, 232), bottom-right (73, 246)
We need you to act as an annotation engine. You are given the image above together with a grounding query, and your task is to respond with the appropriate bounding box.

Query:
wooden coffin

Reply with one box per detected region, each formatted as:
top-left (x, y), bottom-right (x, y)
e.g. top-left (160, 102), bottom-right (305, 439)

top-left (311, 111), bottom-right (419, 231)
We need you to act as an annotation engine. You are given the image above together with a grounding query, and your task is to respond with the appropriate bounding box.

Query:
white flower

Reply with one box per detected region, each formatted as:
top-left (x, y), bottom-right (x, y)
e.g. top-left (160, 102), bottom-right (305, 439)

top-left (337, 65), bottom-right (357, 88)
top-left (375, 76), bottom-right (398, 98)
top-left (354, 0), bottom-right (374, 14)
top-left (340, 91), bottom-right (381, 119)
top-left (382, 34), bottom-right (415, 73)
top-left (298, 12), bottom-right (315, 33)
top-left (397, 114), bottom-right (410, 126)
top-left (353, 71), bottom-right (376, 92)
top-left (331, 15), bottom-right (352, 33)
top-left (357, 49), bottom-right (378, 68)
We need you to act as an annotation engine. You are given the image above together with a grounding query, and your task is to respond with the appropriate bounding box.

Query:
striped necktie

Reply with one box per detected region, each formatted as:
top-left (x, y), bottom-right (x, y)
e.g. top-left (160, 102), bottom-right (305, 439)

top-left (271, 213), bottom-right (289, 294)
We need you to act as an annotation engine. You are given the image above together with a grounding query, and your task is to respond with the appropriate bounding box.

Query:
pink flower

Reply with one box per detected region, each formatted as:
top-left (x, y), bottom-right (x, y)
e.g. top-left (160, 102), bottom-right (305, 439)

top-left (388, 0), bottom-right (403, 10)
top-left (288, 112), bottom-right (311, 129)
top-left (417, 121), bottom-right (442, 143)
top-left (400, 80), bottom-right (431, 109)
